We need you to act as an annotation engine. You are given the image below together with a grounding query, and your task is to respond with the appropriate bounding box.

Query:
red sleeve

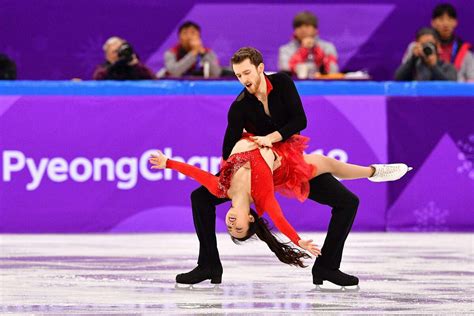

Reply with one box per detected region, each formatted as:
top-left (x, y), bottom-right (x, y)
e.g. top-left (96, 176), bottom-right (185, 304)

top-left (256, 194), bottom-right (301, 245)
top-left (314, 46), bottom-right (325, 66)
top-left (288, 47), bottom-right (309, 73)
top-left (166, 159), bottom-right (221, 197)
top-left (250, 153), bottom-right (301, 245)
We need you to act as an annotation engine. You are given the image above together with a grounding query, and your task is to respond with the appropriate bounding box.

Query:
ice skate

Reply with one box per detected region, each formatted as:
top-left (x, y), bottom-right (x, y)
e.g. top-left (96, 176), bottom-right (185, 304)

top-left (175, 265), bottom-right (222, 290)
top-left (174, 282), bottom-right (221, 291)
top-left (312, 266), bottom-right (360, 292)
top-left (369, 163), bottom-right (413, 182)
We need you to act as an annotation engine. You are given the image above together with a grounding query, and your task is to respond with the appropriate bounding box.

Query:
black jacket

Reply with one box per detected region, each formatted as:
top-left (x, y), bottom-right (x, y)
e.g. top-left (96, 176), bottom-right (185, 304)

top-left (222, 72), bottom-right (307, 160)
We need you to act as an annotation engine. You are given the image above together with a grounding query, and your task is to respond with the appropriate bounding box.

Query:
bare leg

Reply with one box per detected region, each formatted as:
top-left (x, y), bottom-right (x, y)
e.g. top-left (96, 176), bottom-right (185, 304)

top-left (304, 154), bottom-right (374, 180)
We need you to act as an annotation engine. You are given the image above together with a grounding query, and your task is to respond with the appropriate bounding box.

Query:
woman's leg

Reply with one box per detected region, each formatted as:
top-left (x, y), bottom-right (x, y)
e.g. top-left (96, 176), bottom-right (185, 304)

top-left (304, 154), bottom-right (374, 180)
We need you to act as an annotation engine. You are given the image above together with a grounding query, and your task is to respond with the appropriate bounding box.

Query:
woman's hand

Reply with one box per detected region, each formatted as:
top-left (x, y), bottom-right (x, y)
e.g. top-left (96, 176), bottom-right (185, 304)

top-left (149, 150), bottom-right (168, 169)
top-left (298, 239), bottom-right (321, 257)
top-left (251, 135), bottom-right (273, 148)
top-left (273, 154), bottom-right (282, 170)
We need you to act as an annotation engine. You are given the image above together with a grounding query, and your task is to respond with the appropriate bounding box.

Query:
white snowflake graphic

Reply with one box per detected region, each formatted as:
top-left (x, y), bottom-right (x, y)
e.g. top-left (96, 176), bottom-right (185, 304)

top-left (457, 134), bottom-right (474, 180)
top-left (413, 201), bottom-right (449, 232)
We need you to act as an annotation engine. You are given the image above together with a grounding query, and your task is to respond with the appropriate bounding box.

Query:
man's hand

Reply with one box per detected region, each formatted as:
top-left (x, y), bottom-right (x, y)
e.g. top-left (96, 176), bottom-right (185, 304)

top-left (412, 43), bottom-right (423, 57)
top-left (149, 150), bottom-right (168, 169)
top-left (251, 136), bottom-right (273, 148)
top-left (128, 54), bottom-right (139, 66)
top-left (298, 239), bottom-right (321, 256)
top-left (301, 37), bottom-right (315, 49)
top-left (190, 37), bottom-right (205, 55)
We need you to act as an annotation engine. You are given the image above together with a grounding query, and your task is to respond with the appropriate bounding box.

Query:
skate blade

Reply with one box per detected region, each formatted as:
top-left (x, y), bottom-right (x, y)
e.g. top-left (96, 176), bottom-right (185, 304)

top-left (314, 283), bottom-right (360, 293)
top-left (175, 282), bottom-right (221, 291)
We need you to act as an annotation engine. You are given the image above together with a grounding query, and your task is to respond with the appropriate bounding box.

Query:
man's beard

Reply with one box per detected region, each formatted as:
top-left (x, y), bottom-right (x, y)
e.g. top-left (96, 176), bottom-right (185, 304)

top-left (247, 76), bottom-right (261, 94)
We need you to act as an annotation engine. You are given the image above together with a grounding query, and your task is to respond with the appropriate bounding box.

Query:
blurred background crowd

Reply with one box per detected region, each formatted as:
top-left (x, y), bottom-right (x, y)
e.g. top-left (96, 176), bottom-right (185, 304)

top-left (1, 2), bottom-right (473, 82)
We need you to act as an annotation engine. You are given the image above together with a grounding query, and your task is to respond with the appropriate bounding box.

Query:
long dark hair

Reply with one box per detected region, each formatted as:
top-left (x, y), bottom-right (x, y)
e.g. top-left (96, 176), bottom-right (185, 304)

top-left (231, 209), bottom-right (311, 268)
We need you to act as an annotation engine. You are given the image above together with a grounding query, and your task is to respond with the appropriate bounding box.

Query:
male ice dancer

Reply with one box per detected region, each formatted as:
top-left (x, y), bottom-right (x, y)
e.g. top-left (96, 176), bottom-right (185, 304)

top-left (176, 47), bottom-right (404, 288)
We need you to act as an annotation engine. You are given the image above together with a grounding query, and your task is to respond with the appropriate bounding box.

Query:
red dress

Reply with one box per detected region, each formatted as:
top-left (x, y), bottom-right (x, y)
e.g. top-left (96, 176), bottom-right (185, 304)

top-left (165, 135), bottom-right (315, 245)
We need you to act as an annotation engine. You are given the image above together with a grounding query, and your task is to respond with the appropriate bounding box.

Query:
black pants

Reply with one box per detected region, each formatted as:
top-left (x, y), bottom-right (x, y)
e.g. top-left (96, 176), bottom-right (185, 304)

top-left (190, 173), bottom-right (359, 270)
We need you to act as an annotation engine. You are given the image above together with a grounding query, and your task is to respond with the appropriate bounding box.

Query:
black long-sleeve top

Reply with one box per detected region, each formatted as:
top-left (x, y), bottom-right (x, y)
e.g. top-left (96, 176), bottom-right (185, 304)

top-left (222, 72), bottom-right (307, 160)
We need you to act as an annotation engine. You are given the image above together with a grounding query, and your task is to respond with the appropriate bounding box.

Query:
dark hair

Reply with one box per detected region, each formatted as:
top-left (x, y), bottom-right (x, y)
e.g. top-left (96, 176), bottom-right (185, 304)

top-left (230, 47), bottom-right (263, 67)
top-left (178, 21), bottom-right (201, 34)
top-left (432, 3), bottom-right (457, 19)
top-left (0, 54), bottom-right (16, 80)
top-left (293, 11), bottom-right (318, 29)
top-left (231, 209), bottom-right (311, 268)
top-left (416, 27), bottom-right (440, 42)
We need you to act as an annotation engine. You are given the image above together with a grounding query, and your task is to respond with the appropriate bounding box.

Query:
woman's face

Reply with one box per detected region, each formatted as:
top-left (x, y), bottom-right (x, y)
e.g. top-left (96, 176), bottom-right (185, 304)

top-left (225, 207), bottom-right (254, 238)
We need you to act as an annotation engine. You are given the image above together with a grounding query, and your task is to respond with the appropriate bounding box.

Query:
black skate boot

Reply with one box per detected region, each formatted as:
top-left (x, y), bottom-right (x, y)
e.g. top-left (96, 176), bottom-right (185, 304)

top-left (175, 265), bottom-right (223, 290)
top-left (312, 265), bottom-right (360, 292)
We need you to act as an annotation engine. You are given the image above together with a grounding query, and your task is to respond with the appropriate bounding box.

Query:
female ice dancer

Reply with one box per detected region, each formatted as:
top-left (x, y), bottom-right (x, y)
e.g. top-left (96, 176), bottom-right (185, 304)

top-left (149, 134), bottom-right (411, 268)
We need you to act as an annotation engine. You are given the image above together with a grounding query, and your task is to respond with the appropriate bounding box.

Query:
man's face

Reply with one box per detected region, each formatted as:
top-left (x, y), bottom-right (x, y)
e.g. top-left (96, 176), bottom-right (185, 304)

top-left (294, 24), bottom-right (318, 41)
top-left (179, 27), bottom-right (201, 50)
top-left (105, 40), bottom-right (124, 63)
top-left (232, 59), bottom-right (263, 95)
top-left (431, 13), bottom-right (457, 40)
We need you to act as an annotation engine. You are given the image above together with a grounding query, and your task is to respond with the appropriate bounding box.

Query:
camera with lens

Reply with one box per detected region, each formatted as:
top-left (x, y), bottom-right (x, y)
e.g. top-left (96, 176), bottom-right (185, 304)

top-left (422, 42), bottom-right (437, 56)
top-left (117, 42), bottom-right (134, 63)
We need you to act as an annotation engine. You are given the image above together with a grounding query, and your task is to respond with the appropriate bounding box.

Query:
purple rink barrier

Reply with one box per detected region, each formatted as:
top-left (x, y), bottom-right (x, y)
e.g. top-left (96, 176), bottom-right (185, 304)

top-left (387, 97), bottom-right (474, 231)
top-left (0, 81), bottom-right (473, 233)
top-left (1, 0), bottom-right (473, 80)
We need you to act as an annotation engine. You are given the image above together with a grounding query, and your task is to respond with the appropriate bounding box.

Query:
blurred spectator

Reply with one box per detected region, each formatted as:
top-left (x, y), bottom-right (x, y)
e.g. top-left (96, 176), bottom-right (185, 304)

top-left (432, 3), bottom-right (473, 81)
top-left (163, 21), bottom-right (221, 78)
top-left (395, 28), bottom-right (457, 81)
top-left (278, 11), bottom-right (339, 78)
top-left (400, 3), bottom-right (473, 82)
top-left (93, 37), bottom-right (155, 80)
top-left (0, 54), bottom-right (17, 80)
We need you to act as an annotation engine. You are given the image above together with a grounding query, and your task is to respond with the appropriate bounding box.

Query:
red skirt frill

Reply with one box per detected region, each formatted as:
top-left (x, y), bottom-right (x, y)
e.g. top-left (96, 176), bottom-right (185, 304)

top-left (216, 134), bottom-right (315, 202)
top-left (270, 134), bottom-right (315, 202)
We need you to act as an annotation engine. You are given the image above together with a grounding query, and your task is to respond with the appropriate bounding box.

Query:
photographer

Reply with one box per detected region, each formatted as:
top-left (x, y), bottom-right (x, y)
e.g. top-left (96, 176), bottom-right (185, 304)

top-left (395, 28), bottom-right (457, 81)
top-left (93, 37), bottom-right (155, 80)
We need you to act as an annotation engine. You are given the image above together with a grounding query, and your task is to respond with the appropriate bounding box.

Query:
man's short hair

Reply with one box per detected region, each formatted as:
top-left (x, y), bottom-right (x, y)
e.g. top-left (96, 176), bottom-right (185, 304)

top-left (432, 3), bottom-right (457, 19)
top-left (416, 27), bottom-right (440, 42)
top-left (293, 11), bottom-right (318, 29)
top-left (178, 21), bottom-right (201, 34)
top-left (230, 47), bottom-right (263, 67)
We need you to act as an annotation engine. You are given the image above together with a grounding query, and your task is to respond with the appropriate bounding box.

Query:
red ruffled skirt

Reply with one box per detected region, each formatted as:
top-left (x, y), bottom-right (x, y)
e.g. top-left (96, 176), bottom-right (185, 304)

top-left (272, 135), bottom-right (315, 202)
top-left (240, 133), bottom-right (316, 202)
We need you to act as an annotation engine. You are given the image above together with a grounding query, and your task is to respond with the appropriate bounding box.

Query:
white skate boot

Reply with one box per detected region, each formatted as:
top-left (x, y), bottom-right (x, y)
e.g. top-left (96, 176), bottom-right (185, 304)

top-left (369, 164), bottom-right (413, 182)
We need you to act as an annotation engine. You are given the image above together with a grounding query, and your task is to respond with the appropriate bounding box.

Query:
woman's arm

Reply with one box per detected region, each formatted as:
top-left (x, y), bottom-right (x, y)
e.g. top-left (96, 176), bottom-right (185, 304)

top-left (149, 151), bottom-right (221, 197)
top-left (257, 195), bottom-right (301, 245)
top-left (256, 189), bottom-right (320, 256)
top-left (250, 152), bottom-right (320, 255)
top-left (249, 152), bottom-right (300, 245)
